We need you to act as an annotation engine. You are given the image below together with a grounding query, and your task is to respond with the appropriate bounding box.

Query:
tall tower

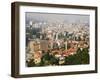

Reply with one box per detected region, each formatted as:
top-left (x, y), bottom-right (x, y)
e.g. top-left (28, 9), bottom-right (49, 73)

top-left (64, 40), bottom-right (67, 50)
top-left (29, 21), bottom-right (33, 39)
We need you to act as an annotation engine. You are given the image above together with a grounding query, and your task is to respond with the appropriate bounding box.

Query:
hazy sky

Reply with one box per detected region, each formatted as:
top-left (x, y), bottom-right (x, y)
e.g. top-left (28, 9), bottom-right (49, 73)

top-left (25, 12), bottom-right (89, 25)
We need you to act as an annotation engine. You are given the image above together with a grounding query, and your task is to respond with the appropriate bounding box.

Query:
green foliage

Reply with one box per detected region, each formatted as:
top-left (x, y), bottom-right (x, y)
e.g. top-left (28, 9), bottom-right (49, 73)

top-left (65, 48), bottom-right (89, 65)
top-left (26, 59), bottom-right (35, 67)
top-left (81, 48), bottom-right (89, 64)
top-left (27, 48), bottom-right (89, 67)
top-left (41, 53), bottom-right (59, 65)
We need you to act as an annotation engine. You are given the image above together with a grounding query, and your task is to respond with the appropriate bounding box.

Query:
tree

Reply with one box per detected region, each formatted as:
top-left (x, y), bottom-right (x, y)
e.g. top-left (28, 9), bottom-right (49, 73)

top-left (81, 48), bottom-right (89, 64)
top-left (65, 48), bottom-right (89, 65)
top-left (26, 59), bottom-right (35, 67)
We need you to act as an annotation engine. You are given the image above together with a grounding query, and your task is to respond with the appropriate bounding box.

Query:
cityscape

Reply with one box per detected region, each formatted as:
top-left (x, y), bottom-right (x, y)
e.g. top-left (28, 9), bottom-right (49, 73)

top-left (25, 12), bottom-right (90, 67)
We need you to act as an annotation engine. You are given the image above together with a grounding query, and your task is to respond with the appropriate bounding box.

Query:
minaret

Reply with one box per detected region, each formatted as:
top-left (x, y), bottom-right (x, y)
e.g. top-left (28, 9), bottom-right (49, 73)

top-left (64, 40), bottom-right (67, 50)
top-left (55, 32), bottom-right (58, 40)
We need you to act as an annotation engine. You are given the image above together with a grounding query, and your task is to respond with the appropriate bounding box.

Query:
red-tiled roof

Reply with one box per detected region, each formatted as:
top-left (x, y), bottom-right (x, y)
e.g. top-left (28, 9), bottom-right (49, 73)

top-left (62, 48), bottom-right (77, 56)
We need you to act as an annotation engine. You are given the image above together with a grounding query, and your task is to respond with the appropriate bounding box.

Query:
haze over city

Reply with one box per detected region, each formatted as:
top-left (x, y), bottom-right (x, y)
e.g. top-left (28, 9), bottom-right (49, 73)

top-left (26, 12), bottom-right (89, 26)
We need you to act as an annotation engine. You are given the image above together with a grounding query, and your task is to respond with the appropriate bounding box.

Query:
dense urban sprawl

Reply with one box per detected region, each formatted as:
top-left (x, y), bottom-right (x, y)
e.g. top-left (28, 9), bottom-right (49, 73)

top-left (26, 21), bottom-right (89, 67)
